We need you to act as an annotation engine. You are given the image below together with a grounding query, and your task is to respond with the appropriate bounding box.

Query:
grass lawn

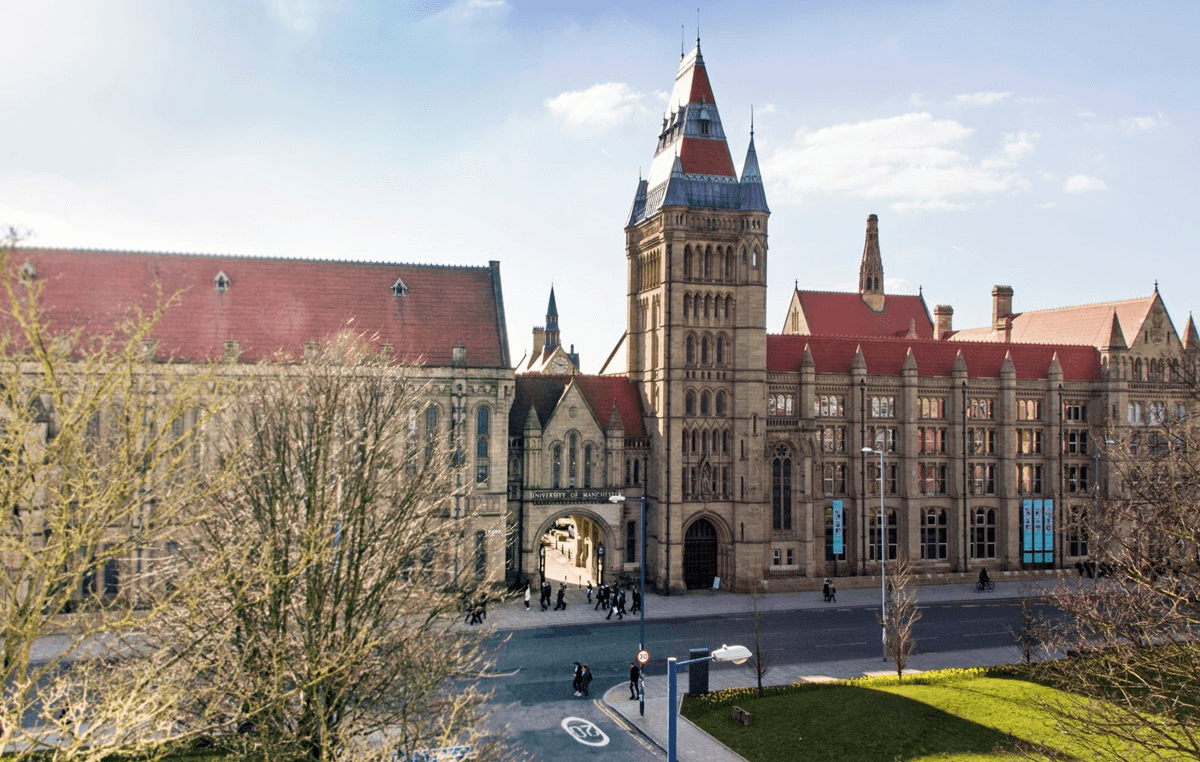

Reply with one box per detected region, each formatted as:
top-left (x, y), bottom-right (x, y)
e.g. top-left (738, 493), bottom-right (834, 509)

top-left (682, 668), bottom-right (1095, 762)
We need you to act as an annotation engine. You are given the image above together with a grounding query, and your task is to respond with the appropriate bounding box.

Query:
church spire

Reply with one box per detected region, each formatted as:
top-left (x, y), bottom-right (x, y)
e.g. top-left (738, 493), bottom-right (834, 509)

top-left (543, 286), bottom-right (560, 352)
top-left (859, 214), bottom-right (885, 311)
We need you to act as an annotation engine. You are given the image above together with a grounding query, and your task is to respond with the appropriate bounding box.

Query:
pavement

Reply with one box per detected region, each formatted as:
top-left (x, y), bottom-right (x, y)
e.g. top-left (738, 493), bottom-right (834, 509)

top-left (486, 564), bottom-right (1071, 762)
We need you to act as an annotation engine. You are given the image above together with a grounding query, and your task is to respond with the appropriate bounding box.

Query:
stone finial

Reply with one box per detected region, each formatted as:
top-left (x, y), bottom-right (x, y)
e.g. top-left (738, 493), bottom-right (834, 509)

top-left (851, 344), bottom-right (867, 372)
top-left (1048, 351), bottom-right (1063, 381)
top-left (801, 343), bottom-right (816, 370)
top-left (902, 347), bottom-right (918, 374)
top-left (606, 403), bottom-right (624, 432)
top-left (952, 350), bottom-right (967, 376)
top-left (524, 406), bottom-right (542, 434)
top-left (1001, 351), bottom-right (1016, 379)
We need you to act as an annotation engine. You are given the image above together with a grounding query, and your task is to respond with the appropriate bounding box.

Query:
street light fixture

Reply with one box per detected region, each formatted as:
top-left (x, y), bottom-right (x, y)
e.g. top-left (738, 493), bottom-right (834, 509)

top-left (609, 493), bottom-right (647, 716)
top-left (862, 445), bottom-right (887, 660)
top-left (666, 644), bottom-right (751, 762)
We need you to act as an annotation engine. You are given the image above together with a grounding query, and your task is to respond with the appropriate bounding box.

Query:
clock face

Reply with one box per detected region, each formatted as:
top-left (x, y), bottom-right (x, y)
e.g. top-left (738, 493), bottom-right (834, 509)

top-left (551, 356), bottom-right (569, 374)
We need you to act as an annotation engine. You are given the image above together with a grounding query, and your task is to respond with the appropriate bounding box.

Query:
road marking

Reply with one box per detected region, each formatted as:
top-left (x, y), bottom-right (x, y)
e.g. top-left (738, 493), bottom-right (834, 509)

top-left (963, 631), bottom-right (1009, 637)
top-left (815, 641), bottom-right (867, 648)
top-left (562, 717), bottom-right (610, 747)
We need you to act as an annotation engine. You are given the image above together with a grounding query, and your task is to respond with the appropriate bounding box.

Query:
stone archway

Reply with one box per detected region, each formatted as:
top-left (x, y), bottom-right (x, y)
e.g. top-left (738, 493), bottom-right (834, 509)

top-left (526, 507), bottom-right (619, 587)
top-left (683, 517), bottom-right (719, 589)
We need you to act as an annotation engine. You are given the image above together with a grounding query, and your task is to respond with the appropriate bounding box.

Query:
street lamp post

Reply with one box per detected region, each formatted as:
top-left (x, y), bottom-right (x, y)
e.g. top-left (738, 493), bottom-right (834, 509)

top-left (667, 644), bottom-right (751, 762)
top-left (609, 493), bottom-right (647, 716)
top-left (861, 446), bottom-right (887, 660)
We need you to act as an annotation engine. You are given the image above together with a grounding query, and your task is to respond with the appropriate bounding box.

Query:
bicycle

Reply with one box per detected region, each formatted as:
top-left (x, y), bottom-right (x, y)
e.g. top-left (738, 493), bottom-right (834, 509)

top-left (975, 579), bottom-right (995, 592)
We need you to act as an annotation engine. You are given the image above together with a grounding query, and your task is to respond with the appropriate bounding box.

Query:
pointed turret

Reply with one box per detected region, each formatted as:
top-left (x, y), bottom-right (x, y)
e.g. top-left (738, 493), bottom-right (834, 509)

top-left (1182, 313), bottom-right (1198, 352)
top-left (1105, 311), bottom-right (1128, 350)
top-left (626, 177), bottom-right (648, 227)
top-left (628, 43), bottom-right (766, 224)
top-left (859, 214), bottom-right (884, 295)
top-left (859, 214), bottom-right (885, 312)
top-left (739, 125), bottom-right (769, 213)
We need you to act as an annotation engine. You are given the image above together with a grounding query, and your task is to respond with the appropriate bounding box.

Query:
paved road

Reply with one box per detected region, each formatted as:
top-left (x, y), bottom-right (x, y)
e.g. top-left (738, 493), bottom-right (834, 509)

top-left (484, 599), bottom-right (1050, 760)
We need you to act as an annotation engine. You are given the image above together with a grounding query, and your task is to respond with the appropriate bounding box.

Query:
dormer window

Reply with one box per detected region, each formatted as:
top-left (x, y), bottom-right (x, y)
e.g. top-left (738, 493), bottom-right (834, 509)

top-left (214, 271), bottom-right (230, 292)
top-left (392, 278), bottom-right (408, 297)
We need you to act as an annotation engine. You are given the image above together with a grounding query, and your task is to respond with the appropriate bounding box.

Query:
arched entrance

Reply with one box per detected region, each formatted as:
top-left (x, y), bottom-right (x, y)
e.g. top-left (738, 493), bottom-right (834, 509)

top-left (527, 510), bottom-right (617, 588)
top-left (683, 518), bottom-right (719, 589)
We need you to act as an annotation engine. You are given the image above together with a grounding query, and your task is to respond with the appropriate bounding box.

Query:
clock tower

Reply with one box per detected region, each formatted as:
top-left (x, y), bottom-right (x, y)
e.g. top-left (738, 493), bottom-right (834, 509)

top-left (625, 41), bottom-right (770, 593)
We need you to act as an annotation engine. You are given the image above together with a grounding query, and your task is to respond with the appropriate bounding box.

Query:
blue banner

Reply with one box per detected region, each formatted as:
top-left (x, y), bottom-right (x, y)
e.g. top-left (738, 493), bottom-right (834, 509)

top-left (1043, 499), bottom-right (1054, 560)
top-left (832, 500), bottom-right (844, 555)
top-left (1022, 500), bottom-right (1033, 563)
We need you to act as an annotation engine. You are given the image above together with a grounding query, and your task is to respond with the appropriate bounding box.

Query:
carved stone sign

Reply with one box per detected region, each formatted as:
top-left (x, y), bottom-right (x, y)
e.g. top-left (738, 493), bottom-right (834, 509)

top-left (530, 489), bottom-right (621, 504)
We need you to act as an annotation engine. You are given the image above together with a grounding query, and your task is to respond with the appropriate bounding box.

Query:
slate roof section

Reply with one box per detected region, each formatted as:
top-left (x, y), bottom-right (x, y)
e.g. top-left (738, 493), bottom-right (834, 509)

top-left (629, 44), bottom-right (764, 225)
top-left (787, 289), bottom-right (934, 339)
top-left (14, 248), bottom-right (511, 367)
top-left (950, 295), bottom-right (1158, 348)
top-left (767, 334), bottom-right (1101, 381)
top-left (510, 375), bottom-right (646, 438)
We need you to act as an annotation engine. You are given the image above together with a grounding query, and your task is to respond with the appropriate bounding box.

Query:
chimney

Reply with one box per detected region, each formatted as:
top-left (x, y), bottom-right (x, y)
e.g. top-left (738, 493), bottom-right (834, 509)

top-left (532, 327), bottom-right (545, 356)
top-left (992, 286), bottom-right (1014, 327)
top-left (934, 305), bottom-right (954, 340)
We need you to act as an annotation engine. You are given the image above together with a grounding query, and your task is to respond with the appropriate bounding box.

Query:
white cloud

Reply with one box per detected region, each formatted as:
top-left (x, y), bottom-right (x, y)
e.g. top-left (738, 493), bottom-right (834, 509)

top-left (982, 131), bottom-right (1039, 169)
top-left (908, 93), bottom-right (927, 106)
top-left (1122, 113), bottom-right (1165, 133)
top-left (1077, 110), bottom-right (1097, 118)
top-left (1037, 201), bottom-right (1057, 209)
top-left (267, 0), bottom-right (323, 32)
top-left (1064, 174), bottom-right (1108, 193)
top-left (766, 113), bottom-right (1026, 210)
top-left (954, 91), bottom-right (1011, 106)
top-left (545, 82), bottom-right (650, 133)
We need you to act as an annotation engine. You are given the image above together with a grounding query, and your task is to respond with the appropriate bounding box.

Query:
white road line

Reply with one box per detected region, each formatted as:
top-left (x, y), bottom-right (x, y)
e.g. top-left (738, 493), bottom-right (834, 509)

top-left (815, 641), bottom-right (867, 648)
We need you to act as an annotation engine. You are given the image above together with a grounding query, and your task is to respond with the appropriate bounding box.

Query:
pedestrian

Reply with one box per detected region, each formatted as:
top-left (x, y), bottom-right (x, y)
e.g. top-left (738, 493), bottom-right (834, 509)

top-left (829, 583), bottom-right (836, 602)
top-left (541, 580), bottom-right (551, 611)
top-left (581, 665), bottom-right (593, 697)
top-left (822, 578), bottom-right (831, 602)
top-left (554, 583), bottom-right (567, 611)
top-left (617, 589), bottom-right (627, 617)
top-left (629, 662), bottom-right (640, 700)
top-left (595, 584), bottom-right (607, 611)
top-left (524, 583), bottom-right (531, 611)
top-left (572, 662), bottom-right (583, 697)
top-left (631, 588), bottom-right (641, 614)
top-left (586, 581), bottom-right (593, 604)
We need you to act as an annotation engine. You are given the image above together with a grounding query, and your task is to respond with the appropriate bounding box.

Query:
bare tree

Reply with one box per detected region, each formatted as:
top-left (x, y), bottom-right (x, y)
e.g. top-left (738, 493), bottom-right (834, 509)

top-left (744, 593), bottom-right (773, 697)
top-left (0, 228), bottom-right (230, 761)
top-left (1036, 385), bottom-right (1200, 761)
top-left (1010, 583), bottom-right (1049, 665)
top-left (146, 332), bottom-right (503, 761)
top-left (879, 558), bottom-right (921, 680)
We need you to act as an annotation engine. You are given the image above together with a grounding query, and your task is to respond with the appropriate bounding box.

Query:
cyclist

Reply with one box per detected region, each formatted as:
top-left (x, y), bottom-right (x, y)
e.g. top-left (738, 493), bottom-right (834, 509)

top-left (978, 567), bottom-right (991, 589)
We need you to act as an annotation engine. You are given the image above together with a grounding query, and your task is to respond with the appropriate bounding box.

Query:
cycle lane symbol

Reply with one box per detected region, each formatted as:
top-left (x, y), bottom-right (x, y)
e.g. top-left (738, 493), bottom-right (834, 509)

top-left (561, 716), bottom-right (610, 747)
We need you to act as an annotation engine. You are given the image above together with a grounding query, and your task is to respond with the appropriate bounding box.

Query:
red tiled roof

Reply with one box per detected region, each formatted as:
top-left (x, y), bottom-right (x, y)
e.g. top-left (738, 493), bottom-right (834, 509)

top-left (767, 334), bottom-right (1101, 381)
top-left (13, 248), bottom-right (509, 367)
top-left (791, 290), bottom-right (934, 338)
top-left (510, 375), bottom-right (646, 438)
top-left (686, 56), bottom-right (715, 104)
top-left (679, 138), bottom-right (737, 177)
top-left (951, 296), bottom-right (1157, 348)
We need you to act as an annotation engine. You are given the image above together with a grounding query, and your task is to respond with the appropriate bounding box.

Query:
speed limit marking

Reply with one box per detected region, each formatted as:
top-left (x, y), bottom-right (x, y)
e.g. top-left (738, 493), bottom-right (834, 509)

top-left (636, 649), bottom-right (650, 665)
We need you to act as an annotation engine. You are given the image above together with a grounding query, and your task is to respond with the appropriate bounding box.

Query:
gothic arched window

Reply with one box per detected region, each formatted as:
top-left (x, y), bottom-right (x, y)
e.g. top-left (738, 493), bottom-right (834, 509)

top-left (772, 444), bottom-right (792, 530)
top-left (716, 390), bottom-right (726, 416)
top-left (685, 391), bottom-right (696, 416)
top-left (552, 443), bottom-right (563, 488)
top-left (686, 335), bottom-right (695, 365)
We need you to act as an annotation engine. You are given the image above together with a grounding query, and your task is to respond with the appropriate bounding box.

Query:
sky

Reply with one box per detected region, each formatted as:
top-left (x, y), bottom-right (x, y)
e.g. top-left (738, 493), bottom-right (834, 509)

top-left (3, 0), bottom-right (1197, 372)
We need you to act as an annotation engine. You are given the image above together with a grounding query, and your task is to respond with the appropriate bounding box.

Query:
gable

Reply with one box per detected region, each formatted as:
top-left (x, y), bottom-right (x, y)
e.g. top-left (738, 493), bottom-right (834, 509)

top-left (791, 290), bottom-right (933, 339)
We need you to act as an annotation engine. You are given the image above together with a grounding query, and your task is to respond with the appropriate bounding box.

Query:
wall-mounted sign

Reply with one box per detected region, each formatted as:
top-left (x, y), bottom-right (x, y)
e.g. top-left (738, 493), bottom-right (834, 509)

top-left (530, 489), bottom-right (621, 504)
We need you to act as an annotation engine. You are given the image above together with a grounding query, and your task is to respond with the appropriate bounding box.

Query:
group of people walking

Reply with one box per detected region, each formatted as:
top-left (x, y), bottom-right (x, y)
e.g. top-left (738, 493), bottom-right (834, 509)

top-left (572, 662), bottom-right (593, 697)
top-left (521, 578), bottom-right (642, 621)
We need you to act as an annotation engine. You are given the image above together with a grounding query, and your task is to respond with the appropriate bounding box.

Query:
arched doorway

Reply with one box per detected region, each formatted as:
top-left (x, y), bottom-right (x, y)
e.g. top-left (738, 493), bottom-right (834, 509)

top-left (683, 518), bottom-right (719, 589)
